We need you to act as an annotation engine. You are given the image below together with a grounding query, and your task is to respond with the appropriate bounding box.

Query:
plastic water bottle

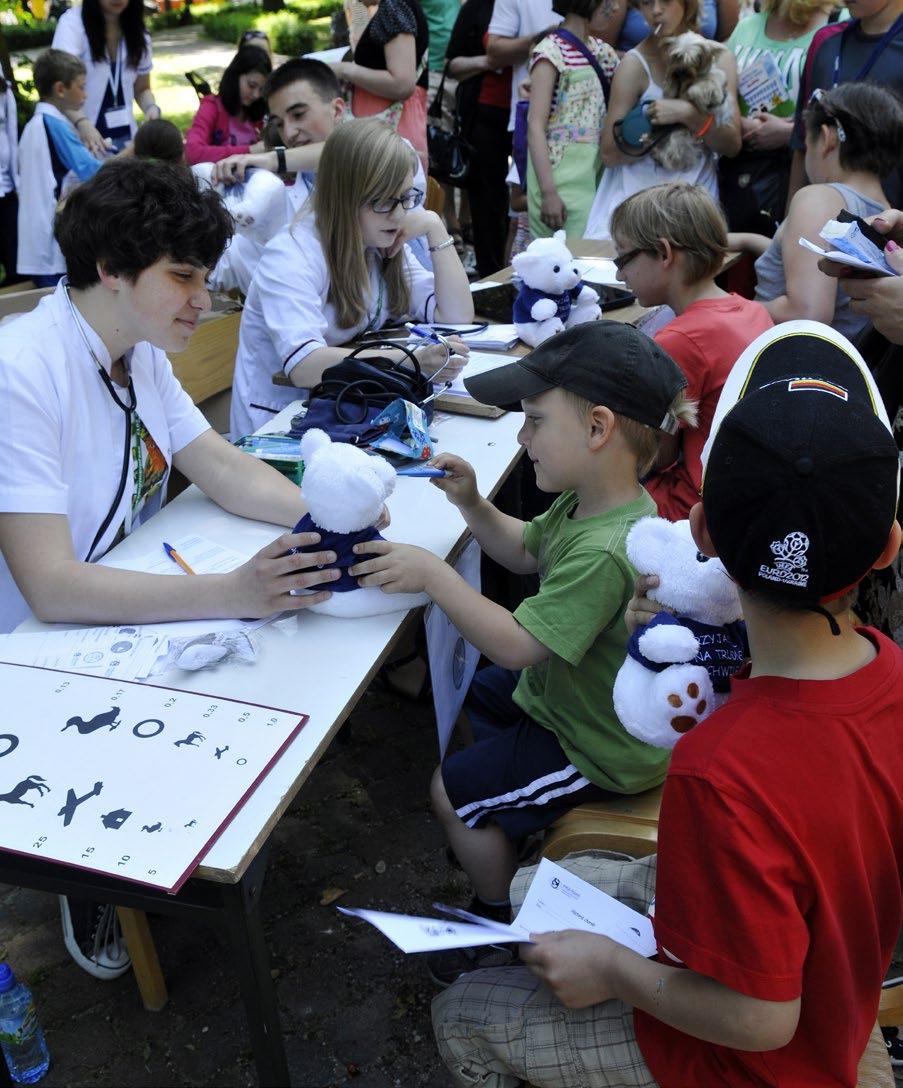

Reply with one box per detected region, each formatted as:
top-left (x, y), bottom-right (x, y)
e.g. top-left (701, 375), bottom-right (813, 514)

top-left (0, 965), bottom-right (50, 1084)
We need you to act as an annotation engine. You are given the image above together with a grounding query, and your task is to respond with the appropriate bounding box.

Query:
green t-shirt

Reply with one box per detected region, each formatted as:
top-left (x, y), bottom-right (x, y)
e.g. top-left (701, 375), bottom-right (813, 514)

top-left (513, 488), bottom-right (669, 794)
top-left (728, 11), bottom-right (830, 118)
top-left (420, 0), bottom-right (458, 71)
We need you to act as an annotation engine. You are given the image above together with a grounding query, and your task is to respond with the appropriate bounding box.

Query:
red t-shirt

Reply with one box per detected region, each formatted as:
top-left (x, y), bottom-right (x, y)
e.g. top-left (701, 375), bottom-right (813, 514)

top-left (635, 628), bottom-right (903, 1087)
top-left (646, 295), bottom-right (773, 522)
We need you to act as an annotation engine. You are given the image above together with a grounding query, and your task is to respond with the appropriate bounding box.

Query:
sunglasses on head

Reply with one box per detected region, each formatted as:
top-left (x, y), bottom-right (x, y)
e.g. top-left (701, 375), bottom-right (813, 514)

top-left (807, 87), bottom-right (846, 142)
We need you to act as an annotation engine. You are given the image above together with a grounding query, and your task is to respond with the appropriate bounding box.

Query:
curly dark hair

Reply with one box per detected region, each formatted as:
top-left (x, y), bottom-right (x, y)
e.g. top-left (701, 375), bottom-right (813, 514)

top-left (56, 159), bottom-right (234, 288)
top-left (804, 82), bottom-right (903, 179)
top-left (81, 0), bottom-right (148, 71)
top-left (219, 44), bottom-right (272, 121)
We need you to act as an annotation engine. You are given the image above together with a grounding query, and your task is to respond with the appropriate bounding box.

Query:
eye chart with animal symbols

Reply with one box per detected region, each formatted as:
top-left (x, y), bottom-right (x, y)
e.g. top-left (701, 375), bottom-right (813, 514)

top-left (0, 662), bottom-right (308, 892)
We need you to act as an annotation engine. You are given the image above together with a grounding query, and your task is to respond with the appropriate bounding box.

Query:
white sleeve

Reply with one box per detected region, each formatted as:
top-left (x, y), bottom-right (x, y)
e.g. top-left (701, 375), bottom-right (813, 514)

top-left (138, 33), bottom-right (153, 76)
top-left (51, 10), bottom-right (87, 60)
top-left (400, 246), bottom-right (437, 323)
top-left (151, 349), bottom-right (210, 454)
top-left (256, 235), bottom-right (332, 375)
top-left (0, 350), bottom-right (68, 515)
top-left (488, 0), bottom-right (521, 39)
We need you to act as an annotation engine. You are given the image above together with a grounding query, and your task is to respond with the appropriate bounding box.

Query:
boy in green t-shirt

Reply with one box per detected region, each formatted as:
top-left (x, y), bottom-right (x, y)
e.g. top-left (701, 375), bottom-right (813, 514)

top-left (351, 321), bottom-right (694, 953)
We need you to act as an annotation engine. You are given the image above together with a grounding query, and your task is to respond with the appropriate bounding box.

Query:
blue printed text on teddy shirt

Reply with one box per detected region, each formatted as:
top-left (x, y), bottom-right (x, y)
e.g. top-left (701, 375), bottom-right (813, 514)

top-left (626, 611), bottom-right (749, 693)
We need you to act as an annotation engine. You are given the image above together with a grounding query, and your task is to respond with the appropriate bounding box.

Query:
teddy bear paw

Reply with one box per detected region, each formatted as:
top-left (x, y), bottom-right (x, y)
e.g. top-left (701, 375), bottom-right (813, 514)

top-left (665, 681), bottom-right (708, 734)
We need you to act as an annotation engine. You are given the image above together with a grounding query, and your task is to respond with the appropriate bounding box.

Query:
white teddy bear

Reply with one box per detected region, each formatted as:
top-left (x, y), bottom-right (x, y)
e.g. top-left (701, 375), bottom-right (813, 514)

top-left (290, 429), bottom-right (428, 618)
top-left (612, 517), bottom-right (747, 750)
top-left (191, 163), bottom-right (287, 245)
top-left (511, 230), bottom-right (602, 347)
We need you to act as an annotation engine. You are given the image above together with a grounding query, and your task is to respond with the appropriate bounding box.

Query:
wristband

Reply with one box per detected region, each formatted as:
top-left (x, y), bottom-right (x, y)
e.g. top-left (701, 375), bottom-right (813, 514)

top-left (428, 236), bottom-right (455, 253)
top-left (694, 113), bottom-right (715, 139)
top-left (275, 145), bottom-right (287, 173)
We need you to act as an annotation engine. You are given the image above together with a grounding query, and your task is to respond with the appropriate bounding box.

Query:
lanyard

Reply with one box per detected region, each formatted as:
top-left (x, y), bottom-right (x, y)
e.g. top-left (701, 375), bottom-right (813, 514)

top-left (364, 271), bottom-right (385, 333)
top-left (108, 38), bottom-right (124, 106)
top-left (832, 15), bottom-right (903, 85)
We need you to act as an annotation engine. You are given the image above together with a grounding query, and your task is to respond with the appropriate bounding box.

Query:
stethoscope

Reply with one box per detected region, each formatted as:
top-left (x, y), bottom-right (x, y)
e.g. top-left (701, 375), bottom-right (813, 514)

top-left (65, 284), bottom-right (137, 562)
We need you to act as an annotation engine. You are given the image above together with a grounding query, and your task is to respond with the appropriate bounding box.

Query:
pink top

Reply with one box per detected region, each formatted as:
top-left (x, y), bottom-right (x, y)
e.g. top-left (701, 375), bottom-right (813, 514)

top-left (184, 94), bottom-right (263, 165)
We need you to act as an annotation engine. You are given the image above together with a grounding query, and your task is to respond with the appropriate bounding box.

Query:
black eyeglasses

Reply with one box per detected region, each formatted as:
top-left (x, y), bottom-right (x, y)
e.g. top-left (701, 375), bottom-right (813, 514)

top-left (613, 247), bottom-right (649, 272)
top-left (368, 187), bottom-right (424, 215)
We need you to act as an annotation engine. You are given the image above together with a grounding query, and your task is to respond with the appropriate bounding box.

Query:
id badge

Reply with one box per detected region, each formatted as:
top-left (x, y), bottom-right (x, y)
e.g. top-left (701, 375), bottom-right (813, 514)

top-left (104, 105), bottom-right (132, 132)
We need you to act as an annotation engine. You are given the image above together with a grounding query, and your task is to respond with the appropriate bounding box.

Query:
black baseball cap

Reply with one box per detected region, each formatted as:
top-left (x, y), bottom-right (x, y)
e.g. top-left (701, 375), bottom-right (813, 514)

top-left (701, 322), bottom-right (900, 604)
top-left (463, 321), bottom-right (688, 432)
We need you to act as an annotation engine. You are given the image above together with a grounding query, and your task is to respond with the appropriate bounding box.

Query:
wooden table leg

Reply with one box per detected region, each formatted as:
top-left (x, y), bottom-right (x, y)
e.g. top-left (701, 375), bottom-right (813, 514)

top-left (117, 907), bottom-right (168, 1012)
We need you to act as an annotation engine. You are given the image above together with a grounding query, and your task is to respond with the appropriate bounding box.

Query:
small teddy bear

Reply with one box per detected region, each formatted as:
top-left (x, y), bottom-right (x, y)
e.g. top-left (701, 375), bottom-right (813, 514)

top-left (612, 517), bottom-right (747, 750)
top-left (290, 429), bottom-right (428, 618)
top-left (511, 231), bottom-right (601, 347)
top-left (191, 163), bottom-right (287, 246)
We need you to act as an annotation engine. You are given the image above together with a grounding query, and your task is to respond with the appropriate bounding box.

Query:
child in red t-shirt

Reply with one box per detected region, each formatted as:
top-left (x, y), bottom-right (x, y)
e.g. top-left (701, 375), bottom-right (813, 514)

top-left (433, 321), bottom-right (903, 1088)
top-left (610, 181), bottom-right (773, 521)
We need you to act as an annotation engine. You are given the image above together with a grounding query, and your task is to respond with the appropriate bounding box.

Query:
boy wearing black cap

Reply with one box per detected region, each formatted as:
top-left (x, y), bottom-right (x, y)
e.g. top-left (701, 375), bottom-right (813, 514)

top-left (432, 321), bottom-right (903, 1087)
top-left (351, 321), bottom-right (695, 961)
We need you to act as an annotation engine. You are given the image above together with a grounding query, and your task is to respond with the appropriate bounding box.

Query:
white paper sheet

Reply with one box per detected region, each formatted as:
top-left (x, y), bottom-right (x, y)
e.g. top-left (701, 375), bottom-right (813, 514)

top-left (302, 46), bottom-right (349, 64)
top-left (798, 236), bottom-right (896, 276)
top-left (100, 533), bottom-right (250, 577)
top-left (470, 280), bottom-right (504, 292)
top-left (444, 351), bottom-right (518, 397)
top-left (0, 627), bottom-right (163, 682)
top-left (573, 258), bottom-right (621, 285)
top-left (339, 858), bottom-right (656, 956)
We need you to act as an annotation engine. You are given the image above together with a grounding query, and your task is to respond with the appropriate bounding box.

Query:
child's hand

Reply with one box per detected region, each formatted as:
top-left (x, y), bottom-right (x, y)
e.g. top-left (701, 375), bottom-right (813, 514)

top-left (625, 574), bottom-right (664, 635)
top-left (429, 453), bottom-right (480, 510)
top-left (540, 191), bottom-right (567, 230)
top-left (520, 931), bottom-right (620, 1008)
top-left (349, 540), bottom-right (440, 594)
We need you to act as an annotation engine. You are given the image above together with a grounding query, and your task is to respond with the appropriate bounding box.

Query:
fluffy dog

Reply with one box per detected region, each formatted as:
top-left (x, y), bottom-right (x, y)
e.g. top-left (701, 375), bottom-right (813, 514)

top-left (652, 32), bottom-right (730, 172)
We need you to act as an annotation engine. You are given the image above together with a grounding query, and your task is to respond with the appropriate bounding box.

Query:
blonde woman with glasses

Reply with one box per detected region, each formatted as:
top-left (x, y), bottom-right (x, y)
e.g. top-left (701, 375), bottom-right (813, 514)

top-left (230, 118), bottom-right (473, 439)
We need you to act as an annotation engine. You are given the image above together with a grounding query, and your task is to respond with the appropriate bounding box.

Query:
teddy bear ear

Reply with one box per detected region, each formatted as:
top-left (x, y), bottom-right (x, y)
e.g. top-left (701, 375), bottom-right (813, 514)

top-left (553, 230), bottom-right (567, 246)
top-left (299, 428), bottom-right (331, 462)
top-left (626, 516), bottom-right (676, 571)
top-left (369, 453), bottom-right (397, 497)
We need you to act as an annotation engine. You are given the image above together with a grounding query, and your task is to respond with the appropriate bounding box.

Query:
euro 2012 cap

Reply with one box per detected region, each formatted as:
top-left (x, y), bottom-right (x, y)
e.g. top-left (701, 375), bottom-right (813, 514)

top-left (701, 321), bottom-right (900, 604)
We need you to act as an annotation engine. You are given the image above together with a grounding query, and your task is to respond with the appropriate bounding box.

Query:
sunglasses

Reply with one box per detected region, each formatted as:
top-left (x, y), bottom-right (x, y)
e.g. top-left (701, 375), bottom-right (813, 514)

top-left (807, 87), bottom-right (846, 142)
top-left (613, 246), bottom-right (651, 272)
top-left (368, 187), bottom-right (424, 215)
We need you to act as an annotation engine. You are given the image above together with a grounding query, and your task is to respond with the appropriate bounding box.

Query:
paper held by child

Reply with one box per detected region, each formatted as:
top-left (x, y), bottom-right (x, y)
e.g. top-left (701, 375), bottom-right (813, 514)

top-left (338, 857), bottom-right (656, 956)
top-left (799, 219), bottom-right (899, 276)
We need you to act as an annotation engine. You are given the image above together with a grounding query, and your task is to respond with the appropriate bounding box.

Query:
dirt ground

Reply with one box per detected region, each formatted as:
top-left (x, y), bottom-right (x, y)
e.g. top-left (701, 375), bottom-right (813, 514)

top-left (0, 681), bottom-right (466, 1088)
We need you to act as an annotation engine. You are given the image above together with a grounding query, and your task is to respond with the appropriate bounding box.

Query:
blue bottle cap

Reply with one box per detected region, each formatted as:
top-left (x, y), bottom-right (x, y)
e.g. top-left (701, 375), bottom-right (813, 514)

top-left (0, 964), bottom-right (14, 992)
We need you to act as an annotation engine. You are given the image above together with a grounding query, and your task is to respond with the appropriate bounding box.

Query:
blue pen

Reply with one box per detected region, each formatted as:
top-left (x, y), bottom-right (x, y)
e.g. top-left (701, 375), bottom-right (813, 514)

top-left (396, 465), bottom-right (448, 477)
top-left (405, 321), bottom-right (444, 344)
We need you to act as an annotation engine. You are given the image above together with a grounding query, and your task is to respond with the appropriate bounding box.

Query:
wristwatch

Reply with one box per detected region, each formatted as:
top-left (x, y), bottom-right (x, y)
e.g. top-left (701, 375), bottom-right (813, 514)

top-left (274, 145), bottom-right (287, 173)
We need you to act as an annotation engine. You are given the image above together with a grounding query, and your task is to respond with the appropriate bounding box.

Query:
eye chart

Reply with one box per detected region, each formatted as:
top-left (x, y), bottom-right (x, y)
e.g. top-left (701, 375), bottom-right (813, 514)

top-left (0, 662), bottom-right (308, 892)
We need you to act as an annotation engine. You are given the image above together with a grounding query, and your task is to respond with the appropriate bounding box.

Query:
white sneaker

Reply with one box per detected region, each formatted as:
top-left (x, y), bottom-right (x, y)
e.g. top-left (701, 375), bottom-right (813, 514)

top-left (59, 896), bottom-right (132, 980)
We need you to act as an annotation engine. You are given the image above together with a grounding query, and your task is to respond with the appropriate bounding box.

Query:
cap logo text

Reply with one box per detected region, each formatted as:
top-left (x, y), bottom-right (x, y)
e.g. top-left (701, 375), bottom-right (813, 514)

top-left (758, 531), bottom-right (811, 588)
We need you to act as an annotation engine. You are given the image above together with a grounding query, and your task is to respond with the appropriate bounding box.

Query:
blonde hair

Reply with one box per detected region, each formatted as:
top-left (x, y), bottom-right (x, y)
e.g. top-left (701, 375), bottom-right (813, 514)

top-left (562, 389), bottom-right (698, 477)
top-left (307, 118), bottom-right (417, 330)
top-left (610, 181), bottom-right (727, 285)
top-left (761, 0), bottom-right (836, 28)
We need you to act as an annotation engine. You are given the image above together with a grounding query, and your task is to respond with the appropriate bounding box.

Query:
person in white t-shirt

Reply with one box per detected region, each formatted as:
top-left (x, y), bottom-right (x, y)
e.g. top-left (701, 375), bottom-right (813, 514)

top-left (230, 118), bottom-right (474, 439)
top-left (0, 157), bottom-right (350, 982)
top-left (53, 0), bottom-right (160, 154)
top-left (0, 159), bottom-right (349, 634)
top-left (487, 0), bottom-right (561, 131)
